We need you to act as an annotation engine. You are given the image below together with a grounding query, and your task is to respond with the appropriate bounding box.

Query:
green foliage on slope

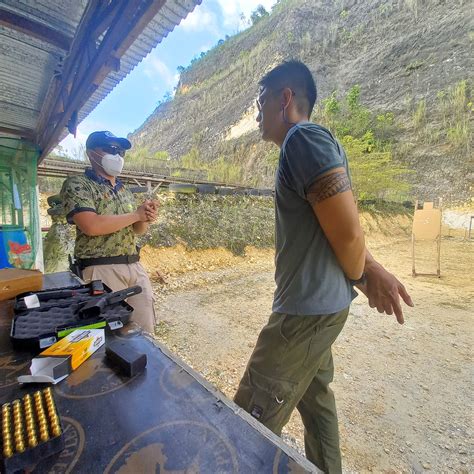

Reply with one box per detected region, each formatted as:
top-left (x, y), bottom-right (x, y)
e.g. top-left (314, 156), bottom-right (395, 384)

top-left (315, 85), bottom-right (412, 201)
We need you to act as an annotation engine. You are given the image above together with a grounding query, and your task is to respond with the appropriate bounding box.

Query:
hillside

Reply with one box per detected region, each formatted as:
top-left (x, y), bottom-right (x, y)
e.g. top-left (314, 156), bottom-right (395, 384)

top-left (129, 0), bottom-right (472, 203)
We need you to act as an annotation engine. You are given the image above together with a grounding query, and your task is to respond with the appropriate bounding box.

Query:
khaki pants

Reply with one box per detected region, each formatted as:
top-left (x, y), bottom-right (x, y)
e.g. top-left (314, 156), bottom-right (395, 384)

top-left (82, 262), bottom-right (156, 334)
top-left (234, 308), bottom-right (349, 474)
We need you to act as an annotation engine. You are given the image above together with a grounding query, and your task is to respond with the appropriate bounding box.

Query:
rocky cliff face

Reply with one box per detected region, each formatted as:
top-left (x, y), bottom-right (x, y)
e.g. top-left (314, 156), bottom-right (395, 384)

top-left (130, 0), bottom-right (472, 203)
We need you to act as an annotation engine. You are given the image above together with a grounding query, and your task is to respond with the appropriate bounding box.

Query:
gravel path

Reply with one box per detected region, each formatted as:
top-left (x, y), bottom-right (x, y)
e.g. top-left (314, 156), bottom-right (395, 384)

top-left (145, 236), bottom-right (473, 473)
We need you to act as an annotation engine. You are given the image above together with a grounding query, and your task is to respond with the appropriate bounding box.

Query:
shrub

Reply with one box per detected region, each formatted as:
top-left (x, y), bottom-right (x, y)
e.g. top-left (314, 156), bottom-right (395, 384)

top-left (315, 85), bottom-right (412, 201)
top-left (141, 194), bottom-right (274, 255)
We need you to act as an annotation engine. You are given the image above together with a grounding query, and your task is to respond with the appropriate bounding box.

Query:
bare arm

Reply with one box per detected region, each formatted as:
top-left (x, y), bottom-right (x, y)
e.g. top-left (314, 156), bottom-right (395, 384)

top-left (133, 220), bottom-right (149, 235)
top-left (356, 249), bottom-right (414, 324)
top-left (73, 211), bottom-right (144, 236)
top-left (309, 167), bottom-right (366, 280)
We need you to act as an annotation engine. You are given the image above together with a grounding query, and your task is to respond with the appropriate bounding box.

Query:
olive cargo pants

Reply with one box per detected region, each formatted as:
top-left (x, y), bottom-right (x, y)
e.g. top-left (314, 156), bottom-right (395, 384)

top-left (234, 308), bottom-right (349, 473)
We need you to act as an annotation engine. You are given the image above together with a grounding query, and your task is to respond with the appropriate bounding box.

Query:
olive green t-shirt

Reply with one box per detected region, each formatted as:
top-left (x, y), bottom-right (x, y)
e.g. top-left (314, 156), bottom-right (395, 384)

top-left (60, 169), bottom-right (137, 259)
top-left (273, 122), bottom-right (355, 315)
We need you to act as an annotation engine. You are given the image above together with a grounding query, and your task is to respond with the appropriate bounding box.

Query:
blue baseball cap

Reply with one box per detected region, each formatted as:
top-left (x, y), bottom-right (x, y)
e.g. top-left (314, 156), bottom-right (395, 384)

top-left (85, 131), bottom-right (131, 150)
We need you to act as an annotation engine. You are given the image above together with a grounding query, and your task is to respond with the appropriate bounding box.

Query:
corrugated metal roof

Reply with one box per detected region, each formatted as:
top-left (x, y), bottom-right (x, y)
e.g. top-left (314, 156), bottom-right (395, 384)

top-left (0, 0), bottom-right (85, 137)
top-left (0, 0), bottom-right (201, 149)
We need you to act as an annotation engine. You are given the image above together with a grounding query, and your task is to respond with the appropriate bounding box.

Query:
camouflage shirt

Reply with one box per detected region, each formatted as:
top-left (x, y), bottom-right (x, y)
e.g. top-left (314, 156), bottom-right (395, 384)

top-left (60, 168), bottom-right (137, 258)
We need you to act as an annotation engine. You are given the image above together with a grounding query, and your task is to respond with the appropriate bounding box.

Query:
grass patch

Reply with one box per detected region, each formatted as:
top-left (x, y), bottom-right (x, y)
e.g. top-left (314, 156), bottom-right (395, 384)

top-left (358, 200), bottom-right (413, 215)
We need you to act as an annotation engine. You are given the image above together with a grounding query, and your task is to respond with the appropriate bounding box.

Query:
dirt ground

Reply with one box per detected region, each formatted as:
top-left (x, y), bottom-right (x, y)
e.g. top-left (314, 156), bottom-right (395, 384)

top-left (140, 215), bottom-right (473, 473)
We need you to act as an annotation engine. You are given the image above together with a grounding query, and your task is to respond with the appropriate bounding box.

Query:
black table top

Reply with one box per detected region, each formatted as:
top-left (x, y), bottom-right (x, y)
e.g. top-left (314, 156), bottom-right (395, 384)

top-left (0, 272), bottom-right (316, 473)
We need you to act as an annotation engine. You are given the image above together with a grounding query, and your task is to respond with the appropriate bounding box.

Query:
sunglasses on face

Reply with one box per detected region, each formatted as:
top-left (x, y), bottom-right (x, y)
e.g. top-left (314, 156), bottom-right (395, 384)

top-left (100, 145), bottom-right (126, 157)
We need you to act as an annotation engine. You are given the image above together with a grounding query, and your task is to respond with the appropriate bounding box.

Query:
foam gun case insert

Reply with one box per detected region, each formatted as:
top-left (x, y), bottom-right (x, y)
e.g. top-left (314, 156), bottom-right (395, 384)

top-left (11, 281), bottom-right (132, 351)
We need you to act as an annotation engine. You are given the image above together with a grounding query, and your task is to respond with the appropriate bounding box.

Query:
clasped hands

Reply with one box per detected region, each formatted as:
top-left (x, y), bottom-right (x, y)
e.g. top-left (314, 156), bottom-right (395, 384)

top-left (136, 199), bottom-right (159, 223)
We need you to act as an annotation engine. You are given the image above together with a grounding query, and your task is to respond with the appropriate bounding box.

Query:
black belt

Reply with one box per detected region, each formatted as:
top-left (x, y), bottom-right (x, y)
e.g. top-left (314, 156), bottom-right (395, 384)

top-left (77, 254), bottom-right (139, 268)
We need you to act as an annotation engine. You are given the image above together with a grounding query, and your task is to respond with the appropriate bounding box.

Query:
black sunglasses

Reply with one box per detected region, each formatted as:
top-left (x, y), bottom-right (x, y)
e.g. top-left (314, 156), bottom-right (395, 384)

top-left (100, 145), bottom-right (126, 157)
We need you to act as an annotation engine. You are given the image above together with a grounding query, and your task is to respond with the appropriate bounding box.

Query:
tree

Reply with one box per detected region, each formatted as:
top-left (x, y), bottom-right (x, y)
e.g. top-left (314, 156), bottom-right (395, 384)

top-left (316, 86), bottom-right (412, 201)
top-left (346, 84), bottom-right (361, 111)
top-left (156, 91), bottom-right (172, 108)
top-left (250, 5), bottom-right (269, 25)
top-left (342, 133), bottom-right (411, 200)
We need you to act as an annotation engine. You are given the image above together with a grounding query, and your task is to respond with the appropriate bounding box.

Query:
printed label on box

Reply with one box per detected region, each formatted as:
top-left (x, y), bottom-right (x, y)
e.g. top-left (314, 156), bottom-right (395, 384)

top-left (18, 329), bottom-right (104, 384)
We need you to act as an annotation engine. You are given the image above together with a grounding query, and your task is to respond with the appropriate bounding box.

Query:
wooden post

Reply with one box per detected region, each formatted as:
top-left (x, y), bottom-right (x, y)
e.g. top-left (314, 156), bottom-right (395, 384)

top-left (412, 200), bottom-right (418, 277)
top-left (437, 198), bottom-right (443, 277)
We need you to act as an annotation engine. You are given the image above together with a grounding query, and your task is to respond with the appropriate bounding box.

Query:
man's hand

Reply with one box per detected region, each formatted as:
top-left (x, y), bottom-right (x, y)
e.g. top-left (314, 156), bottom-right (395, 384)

top-left (144, 200), bottom-right (158, 222)
top-left (132, 200), bottom-right (159, 235)
top-left (135, 203), bottom-right (149, 222)
top-left (356, 260), bottom-right (414, 325)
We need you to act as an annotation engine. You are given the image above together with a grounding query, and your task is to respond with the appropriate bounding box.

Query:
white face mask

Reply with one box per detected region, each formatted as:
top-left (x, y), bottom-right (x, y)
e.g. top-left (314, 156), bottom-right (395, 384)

top-left (100, 153), bottom-right (124, 176)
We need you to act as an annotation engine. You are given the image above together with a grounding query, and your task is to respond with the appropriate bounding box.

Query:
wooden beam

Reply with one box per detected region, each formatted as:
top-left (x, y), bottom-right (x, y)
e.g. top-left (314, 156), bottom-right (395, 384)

top-left (36, 0), bottom-right (121, 152)
top-left (38, 0), bottom-right (167, 160)
top-left (0, 7), bottom-right (72, 50)
top-left (114, 0), bottom-right (166, 58)
top-left (91, 1), bottom-right (122, 39)
top-left (36, 0), bottom-right (103, 146)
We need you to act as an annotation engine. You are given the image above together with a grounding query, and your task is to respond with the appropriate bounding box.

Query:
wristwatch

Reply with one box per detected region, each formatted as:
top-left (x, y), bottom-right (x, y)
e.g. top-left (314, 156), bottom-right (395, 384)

top-left (349, 272), bottom-right (367, 286)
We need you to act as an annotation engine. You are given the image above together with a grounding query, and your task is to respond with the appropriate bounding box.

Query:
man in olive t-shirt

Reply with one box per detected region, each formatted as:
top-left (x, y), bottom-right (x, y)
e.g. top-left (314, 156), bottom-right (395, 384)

top-left (234, 61), bottom-right (414, 473)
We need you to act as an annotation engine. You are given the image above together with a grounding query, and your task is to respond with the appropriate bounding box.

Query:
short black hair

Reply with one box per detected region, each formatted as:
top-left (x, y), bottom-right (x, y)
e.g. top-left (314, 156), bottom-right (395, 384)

top-left (259, 60), bottom-right (317, 117)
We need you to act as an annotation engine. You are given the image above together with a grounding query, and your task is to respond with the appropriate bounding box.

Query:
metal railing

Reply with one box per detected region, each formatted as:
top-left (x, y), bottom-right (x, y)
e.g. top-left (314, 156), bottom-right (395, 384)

top-left (38, 158), bottom-right (245, 189)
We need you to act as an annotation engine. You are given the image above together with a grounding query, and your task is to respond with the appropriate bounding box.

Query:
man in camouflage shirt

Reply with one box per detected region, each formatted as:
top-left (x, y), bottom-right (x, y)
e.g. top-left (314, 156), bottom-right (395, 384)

top-left (60, 131), bottom-right (157, 333)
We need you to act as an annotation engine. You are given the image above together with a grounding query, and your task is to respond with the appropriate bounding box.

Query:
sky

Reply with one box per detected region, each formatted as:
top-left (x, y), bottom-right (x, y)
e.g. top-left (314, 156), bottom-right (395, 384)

top-left (60, 0), bottom-right (277, 157)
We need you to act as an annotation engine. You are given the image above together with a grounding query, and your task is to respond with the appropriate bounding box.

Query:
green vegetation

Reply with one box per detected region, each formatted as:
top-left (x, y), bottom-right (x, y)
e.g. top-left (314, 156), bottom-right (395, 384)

top-left (177, 148), bottom-right (243, 184)
top-left (414, 80), bottom-right (471, 155)
top-left (138, 192), bottom-right (411, 254)
top-left (265, 149), bottom-right (280, 168)
top-left (141, 194), bottom-right (274, 255)
top-left (127, 147), bottom-right (169, 165)
top-left (207, 157), bottom-right (243, 183)
top-left (128, 143), bottom-right (247, 185)
top-left (315, 85), bottom-right (412, 201)
top-left (439, 80), bottom-right (472, 154)
top-left (358, 200), bottom-right (412, 216)
top-left (125, 147), bottom-right (174, 175)
top-left (413, 99), bottom-right (426, 132)
top-left (179, 147), bottom-right (201, 170)
top-left (406, 60), bottom-right (425, 72)
top-left (340, 133), bottom-right (411, 201)
top-left (37, 176), bottom-right (64, 194)
top-left (250, 5), bottom-right (269, 25)
top-left (38, 146), bottom-right (82, 193)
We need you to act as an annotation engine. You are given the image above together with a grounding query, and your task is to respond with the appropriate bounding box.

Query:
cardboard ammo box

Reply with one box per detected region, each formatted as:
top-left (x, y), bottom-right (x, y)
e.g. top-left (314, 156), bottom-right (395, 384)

top-left (0, 268), bottom-right (43, 301)
top-left (18, 329), bottom-right (104, 384)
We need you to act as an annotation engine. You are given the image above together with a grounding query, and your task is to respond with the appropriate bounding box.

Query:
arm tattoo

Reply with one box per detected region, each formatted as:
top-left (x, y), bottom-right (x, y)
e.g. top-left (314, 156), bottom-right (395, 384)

top-left (306, 169), bottom-right (351, 204)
